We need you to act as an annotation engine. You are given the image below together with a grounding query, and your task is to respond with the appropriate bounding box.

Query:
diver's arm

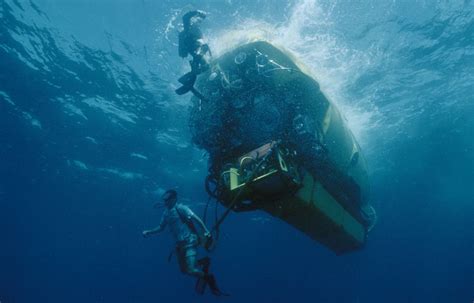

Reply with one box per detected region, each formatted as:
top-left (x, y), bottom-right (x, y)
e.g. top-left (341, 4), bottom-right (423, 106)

top-left (191, 213), bottom-right (210, 235)
top-left (179, 205), bottom-right (211, 235)
top-left (143, 225), bottom-right (163, 237)
top-left (142, 215), bottom-right (166, 237)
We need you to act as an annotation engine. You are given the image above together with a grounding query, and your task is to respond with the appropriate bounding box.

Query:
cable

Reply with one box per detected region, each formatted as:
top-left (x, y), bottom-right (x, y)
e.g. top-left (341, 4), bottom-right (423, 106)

top-left (202, 195), bottom-right (212, 225)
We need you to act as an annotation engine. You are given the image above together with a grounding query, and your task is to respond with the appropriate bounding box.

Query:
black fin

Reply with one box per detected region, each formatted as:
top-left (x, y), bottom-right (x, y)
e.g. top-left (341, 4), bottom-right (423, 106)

top-left (195, 277), bottom-right (207, 295)
top-left (175, 72), bottom-right (197, 95)
top-left (175, 85), bottom-right (191, 95)
top-left (178, 72), bottom-right (197, 85)
top-left (205, 274), bottom-right (230, 297)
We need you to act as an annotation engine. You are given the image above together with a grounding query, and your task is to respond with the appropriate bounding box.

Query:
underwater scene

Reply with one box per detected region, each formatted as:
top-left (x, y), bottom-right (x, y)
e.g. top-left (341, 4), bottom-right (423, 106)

top-left (1, 0), bottom-right (473, 302)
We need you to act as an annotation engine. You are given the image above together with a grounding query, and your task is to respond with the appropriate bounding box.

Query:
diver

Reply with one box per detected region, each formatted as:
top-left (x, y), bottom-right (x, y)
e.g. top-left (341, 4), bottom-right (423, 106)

top-left (142, 189), bottom-right (226, 296)
top-left (176, 10), bottom-right (212, 95)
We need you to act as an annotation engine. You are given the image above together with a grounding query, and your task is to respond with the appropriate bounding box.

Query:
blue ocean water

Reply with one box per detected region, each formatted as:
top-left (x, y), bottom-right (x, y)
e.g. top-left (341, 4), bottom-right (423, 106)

top-left (1, 0), bottom-right (473, 302)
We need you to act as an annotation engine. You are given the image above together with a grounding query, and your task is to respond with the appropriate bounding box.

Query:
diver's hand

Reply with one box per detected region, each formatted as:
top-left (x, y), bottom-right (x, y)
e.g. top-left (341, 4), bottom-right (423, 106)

top-left (203, 231), bottom-right (213, 250)
top-left (203, 231), bottom-right (213, 243)
top-left (142, 230), bottom-right (152, 238)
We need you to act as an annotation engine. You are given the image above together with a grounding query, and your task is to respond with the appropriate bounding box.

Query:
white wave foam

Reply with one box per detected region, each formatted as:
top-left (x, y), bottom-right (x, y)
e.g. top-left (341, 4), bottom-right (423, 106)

top-left (64, 103), bottom-right (88, 120)
top-left (85, 136), bottom-right (98, 144)
top-left (68, 159), bottom-right (143, 180)
top-left (98, 168), bottom-right (143, 180)
top-left (82, 96), bottom-right (138, 124)
top-left (156, 130), bottom-right (189, 149)
top-left (22, 111), bottom-right (42, 129)
top-left (69, 160), bottom-right (89, 170)
top-left (131, 152), bottom-right (148, 160)
top-left (0, 91), bottom-right (15, 106)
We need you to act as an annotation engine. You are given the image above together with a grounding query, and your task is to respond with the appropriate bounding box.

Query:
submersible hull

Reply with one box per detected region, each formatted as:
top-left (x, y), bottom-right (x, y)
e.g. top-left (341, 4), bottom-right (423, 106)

top-left (189, 41), bottom-right (374, 254)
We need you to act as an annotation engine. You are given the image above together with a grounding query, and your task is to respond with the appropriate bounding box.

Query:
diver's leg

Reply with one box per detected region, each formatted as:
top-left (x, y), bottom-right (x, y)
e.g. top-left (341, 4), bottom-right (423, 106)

top-left (204, 274), bottom-right (228, 296)
top-left (181, 244), bottom-right (227, 296)
top-left (183, 246), bottom-right (205, 278)
top-left (197, 256), bottom-right (211, 272)
top-left (190, 56), bottom-right (200, 74)
top-left (196, 52), bottom-right (209, 72)
top-left (190, 52), bottom-right (209, 74)
top-left (177, 248), bottom-right (187, 274)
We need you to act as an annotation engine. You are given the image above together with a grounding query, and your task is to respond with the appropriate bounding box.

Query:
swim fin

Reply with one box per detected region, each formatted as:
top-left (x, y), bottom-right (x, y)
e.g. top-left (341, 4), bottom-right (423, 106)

top-left (195, 257), bottom-right (211, 294)
top-left (195, 257), bottom-right (228, 296)
top-left (205, 274), bottom-right (229, 297)
top-left (194, 278), bottom-right (207, 295)
top-left (195, 276), bottom-right (207, 294)
top-left (196, 274), bottom-right (228, 296)
top-left (175, 72), bottom-right (197, 95)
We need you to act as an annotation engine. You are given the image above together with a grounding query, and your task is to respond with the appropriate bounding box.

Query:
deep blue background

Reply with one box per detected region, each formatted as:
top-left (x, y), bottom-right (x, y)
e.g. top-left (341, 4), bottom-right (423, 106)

top-left (1, 1), bottom-right (473, 302)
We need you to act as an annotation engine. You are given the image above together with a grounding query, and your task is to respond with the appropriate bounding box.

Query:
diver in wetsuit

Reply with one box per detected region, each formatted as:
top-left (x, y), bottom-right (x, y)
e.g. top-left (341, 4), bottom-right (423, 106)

top-left (176, 10), bottom-right (212, 95)
top-left (142, 189), bottom-right (226, 296)
top-left (179, 10), bottom-right (211, 73)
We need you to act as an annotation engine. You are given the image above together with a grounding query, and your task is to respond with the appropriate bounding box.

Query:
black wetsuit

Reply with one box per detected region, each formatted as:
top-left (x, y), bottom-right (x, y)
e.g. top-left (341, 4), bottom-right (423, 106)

top-left (178, 10), bottom-right (210, 74)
